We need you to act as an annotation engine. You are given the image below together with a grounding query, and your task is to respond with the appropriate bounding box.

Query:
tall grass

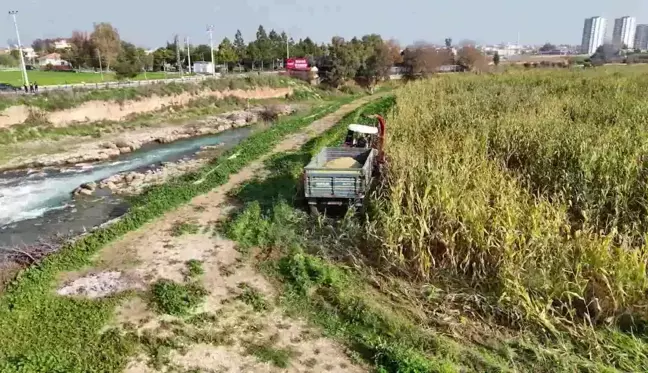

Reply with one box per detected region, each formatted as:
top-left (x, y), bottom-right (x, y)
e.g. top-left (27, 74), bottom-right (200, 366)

top-left (369, 69), bottom-right (648, 326)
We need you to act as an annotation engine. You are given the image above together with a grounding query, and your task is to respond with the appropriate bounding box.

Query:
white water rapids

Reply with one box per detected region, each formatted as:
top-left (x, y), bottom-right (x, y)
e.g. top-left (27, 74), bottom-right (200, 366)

top-left (0, 126), bottom-right (252, 229)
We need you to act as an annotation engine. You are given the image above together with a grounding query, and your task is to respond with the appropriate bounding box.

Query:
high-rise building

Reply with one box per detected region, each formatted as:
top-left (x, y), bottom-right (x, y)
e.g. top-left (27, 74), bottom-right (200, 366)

top-left (581, 17), bottom-right (607, 55)
top-left (613, 16), bottom-right (637, 49)
top-left (635, 24), bottom-right (648, 51)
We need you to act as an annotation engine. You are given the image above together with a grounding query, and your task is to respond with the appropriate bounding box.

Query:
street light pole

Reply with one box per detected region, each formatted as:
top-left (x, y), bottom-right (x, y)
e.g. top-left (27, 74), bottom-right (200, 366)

top-left (185, 37), bottom-right (192, 74)
top-left (207, 25), bottom-right (215, 76)
top-left (9, 11), bottom-right (29, 87)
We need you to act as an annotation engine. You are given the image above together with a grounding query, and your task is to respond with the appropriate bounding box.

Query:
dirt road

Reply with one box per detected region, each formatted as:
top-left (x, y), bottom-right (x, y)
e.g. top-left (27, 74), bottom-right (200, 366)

top-left (57, 95), bottom-right (381, 373)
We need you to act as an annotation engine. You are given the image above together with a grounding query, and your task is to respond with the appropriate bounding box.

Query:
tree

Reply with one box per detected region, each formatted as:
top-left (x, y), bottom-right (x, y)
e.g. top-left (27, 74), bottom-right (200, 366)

top-left (358, 42), bottom-right (393, 93)
top-left (403, 44), bottom-right (453, 78)
top-left (457, 46), bottom-right (488, 71)
top-left (539, 43), bottom-right (556, 52)
top-left (63, 31), bottom-right (94, 69)
top-left (386, 39), bottom-right (403, 64)
top-left (324, 36), bottom-right (363, 87)
top-left (445, 38), bottom-right (452, 48)
top-left (138, 49), bottom-right (154, 71)
top-left (233, 30), bottom-right (246, 62)
top-left (217, 37), bottom-right (238, 69)
top-left (493, 51), bottom-right (500, 66)
top-left (268, 29), bottom-right (283, 62)
top-left (0, 54), bottom-right (18, 67)
top-left (193, 44), bottom-right (212, 62)
top-left (91, 22), bottom-right (121, 71)
top-left (152, 48), bottom-right (174, 71)
top-left (246, 42), bottom-right (261, 69)
top-left (114, 60), bottom-right (142, 79)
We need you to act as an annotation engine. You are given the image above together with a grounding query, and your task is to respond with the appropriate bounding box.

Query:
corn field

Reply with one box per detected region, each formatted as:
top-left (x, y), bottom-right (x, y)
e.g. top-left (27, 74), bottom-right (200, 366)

top-left (370, 68), bottom-right (648, 324)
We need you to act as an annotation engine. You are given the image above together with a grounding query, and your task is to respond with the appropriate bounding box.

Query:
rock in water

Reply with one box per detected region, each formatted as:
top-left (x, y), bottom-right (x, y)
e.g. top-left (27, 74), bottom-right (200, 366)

top-left (324, 157), bottom-right (361, 169)
top-left (80, 182), bottom-right (97, 191)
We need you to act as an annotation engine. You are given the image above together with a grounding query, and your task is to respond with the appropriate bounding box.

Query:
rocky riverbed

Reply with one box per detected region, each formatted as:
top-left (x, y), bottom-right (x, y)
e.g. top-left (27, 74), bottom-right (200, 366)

top-left (73, 148), bottom-right (218, 197)
top-left (3, 104), bottom-right (295, 171)
top-left (70, 104), bottom-right (295, 197)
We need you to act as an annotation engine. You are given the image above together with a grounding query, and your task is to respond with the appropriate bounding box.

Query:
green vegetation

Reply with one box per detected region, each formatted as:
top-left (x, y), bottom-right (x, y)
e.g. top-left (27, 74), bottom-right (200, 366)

top-left (0, 70), bottom-right (172, 86)
top-left (0, 96), bottom-right (354, 373)
top-left (224, 82), bottom-right (648, 373)
top-left (377, 69), bottom-right (648, 325)
top-left (0, 74), bottom-right (292, 112)
top-left (236, 283), bottom-right (271, 312)
top-left (184, 259), bottom-right (205, 278)
top-left (244, 341), bottom-right (295, 368)
top-left (150, 279), bottom-right (207, 316)
top-left (170, 220), bottom-right (200, 237)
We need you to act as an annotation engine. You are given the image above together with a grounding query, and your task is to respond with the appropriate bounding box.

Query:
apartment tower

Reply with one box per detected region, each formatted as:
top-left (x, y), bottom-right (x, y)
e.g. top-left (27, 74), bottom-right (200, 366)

top-left (581, 17), bottom-right (607, 54)
top-left (635, 24), bottom-right (648, 50)
top-left (613, 16), bottom-right (637, 49)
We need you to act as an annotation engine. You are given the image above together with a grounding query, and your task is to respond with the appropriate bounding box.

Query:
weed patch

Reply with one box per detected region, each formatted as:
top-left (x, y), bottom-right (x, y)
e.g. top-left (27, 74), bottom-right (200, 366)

top-left (237, 283), bottom-right (271, 312)
top-left (184, 259), bottom-right (204, 279)
top-left (244, 341), bottom-right (295, 368)
top-left (150, 279), bottom-right (208, 316)
top-left (170, 220), bottom-right (201, 237)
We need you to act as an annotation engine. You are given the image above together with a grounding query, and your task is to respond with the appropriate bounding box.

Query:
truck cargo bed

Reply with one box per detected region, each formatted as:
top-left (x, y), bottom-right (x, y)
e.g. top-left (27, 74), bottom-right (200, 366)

top-left (304, 147), bottom-right (375, 201)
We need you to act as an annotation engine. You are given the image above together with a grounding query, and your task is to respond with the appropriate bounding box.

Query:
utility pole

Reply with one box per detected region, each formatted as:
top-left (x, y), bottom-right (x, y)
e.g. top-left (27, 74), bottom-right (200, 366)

top-left (9, 11), bottom-right (29, 87)
top-left (207, 25), bottom-right (215, 76)
top-left (96, 49), bottom-right (104, 81)
top-left (185, 37), bottom-right (192, 74)
top-left (174, 34), bottom-right (184, 76)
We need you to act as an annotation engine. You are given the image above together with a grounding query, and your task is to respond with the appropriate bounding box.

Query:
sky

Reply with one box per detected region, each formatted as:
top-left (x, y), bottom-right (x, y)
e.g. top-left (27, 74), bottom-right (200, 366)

top-left (2, 0), bottom-right (647, 49)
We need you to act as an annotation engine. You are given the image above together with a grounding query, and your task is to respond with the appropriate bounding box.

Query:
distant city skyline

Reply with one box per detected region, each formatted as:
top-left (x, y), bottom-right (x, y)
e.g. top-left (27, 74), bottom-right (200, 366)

top-left (2, 0), bottom-right (647, 49)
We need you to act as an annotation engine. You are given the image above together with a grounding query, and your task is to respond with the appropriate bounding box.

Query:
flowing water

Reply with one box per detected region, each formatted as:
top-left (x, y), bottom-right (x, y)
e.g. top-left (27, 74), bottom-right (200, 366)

top-left (0, 126), bottom-right (254, 246)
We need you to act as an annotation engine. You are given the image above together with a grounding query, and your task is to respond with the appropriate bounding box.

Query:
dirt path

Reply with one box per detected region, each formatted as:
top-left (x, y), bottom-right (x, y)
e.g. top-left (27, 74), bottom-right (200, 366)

top-left (56, 95), bottom-right (381, 373)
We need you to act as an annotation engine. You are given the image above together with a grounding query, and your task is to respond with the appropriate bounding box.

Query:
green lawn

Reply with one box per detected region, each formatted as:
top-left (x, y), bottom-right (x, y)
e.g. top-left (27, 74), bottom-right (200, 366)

top-left (0, 70), bottom-right (185, 86)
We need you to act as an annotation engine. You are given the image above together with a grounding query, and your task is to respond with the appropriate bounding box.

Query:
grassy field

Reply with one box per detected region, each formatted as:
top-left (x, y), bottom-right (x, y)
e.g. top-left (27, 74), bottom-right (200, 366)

top-left (0, 70), bottom-right (178, 86)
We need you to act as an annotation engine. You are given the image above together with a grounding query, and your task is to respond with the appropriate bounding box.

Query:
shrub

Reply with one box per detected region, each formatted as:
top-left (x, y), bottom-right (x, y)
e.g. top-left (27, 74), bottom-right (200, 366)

top-left (114, 61), bottom-right (143, 80)
top-left (150, 279), bottom-right (207, 315)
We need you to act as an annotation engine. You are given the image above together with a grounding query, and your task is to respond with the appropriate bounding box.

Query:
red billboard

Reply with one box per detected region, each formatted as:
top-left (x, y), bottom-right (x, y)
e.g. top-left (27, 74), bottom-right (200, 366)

top-left (286, 58), bottom-right (309, 71)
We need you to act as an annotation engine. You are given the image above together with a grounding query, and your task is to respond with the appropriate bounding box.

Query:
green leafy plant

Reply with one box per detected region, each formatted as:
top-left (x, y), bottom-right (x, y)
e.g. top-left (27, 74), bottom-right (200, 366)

top-left (150, 279), bottom-right (208, 316)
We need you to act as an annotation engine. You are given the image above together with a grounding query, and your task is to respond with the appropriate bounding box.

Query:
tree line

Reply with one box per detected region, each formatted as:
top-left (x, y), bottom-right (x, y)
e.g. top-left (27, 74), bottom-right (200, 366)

top-left (3, 22), bottom-right (489, 84)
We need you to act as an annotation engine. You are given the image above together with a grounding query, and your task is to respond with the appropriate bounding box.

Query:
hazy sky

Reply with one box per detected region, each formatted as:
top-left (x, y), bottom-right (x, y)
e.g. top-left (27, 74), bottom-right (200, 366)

top-left (2, 0), bottom-right (647, 49)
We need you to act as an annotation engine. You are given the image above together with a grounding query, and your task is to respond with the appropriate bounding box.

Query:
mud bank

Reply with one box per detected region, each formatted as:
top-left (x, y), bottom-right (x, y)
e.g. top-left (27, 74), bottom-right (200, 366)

top-left (0, 87), bottom-right (293, 128)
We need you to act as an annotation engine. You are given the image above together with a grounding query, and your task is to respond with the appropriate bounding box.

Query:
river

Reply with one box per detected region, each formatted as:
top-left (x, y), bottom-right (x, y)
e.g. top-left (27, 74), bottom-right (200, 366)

top-left (0, 125), bottom-right (254, 246)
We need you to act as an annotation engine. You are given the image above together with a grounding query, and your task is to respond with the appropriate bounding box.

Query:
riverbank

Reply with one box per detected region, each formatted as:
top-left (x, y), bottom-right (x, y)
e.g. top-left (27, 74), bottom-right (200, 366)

top-left (1, 102), bottom-right (296, 171)
top-left (0, 74), bottom-right (291, 114)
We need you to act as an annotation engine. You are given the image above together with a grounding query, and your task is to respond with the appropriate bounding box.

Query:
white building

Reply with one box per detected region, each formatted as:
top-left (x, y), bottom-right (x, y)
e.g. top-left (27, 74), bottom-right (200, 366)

top-left (193, 61), bottom-right (215, 74)
top-left (581, 17), bottom-right (607, 55)
top-left (38, 53), bottom-right (67, 66)
top-left (53, 39), bottom-right (71, 50)
top-left (613, 16), bottom-right (637, 49)
top-left (635, 24), bottom-right (648, 51)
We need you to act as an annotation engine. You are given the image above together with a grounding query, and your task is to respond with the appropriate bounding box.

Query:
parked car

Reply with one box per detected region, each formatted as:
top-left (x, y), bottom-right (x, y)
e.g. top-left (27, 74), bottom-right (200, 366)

top-left (0, 83), bottom-right (19, 92)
